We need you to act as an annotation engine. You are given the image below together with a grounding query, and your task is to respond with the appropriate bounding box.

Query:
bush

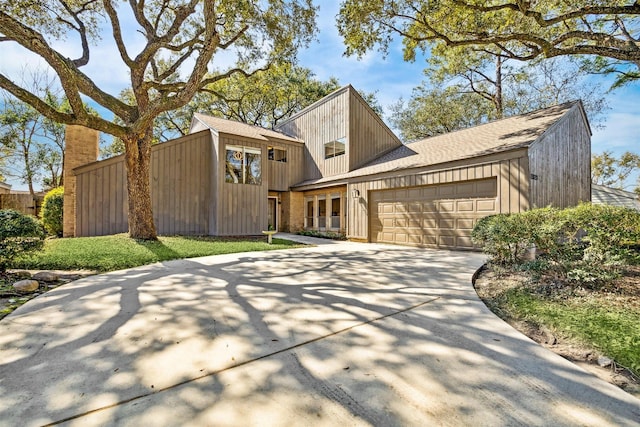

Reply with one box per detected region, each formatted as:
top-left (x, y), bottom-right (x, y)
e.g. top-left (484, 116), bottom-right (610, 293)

top-left (41, 187), bottom-right (64, 237)
top-left (471, 214), bottom-right (532, 264)
top-left (472, 203), bottom-right (640, 286)
top-left (0, 210), bottom-right (45, 272)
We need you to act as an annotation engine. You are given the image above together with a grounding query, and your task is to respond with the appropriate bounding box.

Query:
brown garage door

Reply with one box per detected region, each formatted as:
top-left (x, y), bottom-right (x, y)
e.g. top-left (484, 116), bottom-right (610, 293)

top-left (370, 178), bottom-right (498, 249)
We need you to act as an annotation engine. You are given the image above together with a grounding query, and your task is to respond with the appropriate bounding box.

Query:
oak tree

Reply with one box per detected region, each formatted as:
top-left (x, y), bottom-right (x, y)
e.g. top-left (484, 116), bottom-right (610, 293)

top-left (0, 0), bottom-right (317, 239)
top-left (338, 1), bottom-right (640, 86)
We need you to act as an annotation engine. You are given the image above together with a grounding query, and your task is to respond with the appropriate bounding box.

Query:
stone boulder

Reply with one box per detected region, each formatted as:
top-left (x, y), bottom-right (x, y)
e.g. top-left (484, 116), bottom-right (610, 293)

top-left (13, 280), bottom-right (39, 293)
top-left (32, 271), bottom-right (59, 282)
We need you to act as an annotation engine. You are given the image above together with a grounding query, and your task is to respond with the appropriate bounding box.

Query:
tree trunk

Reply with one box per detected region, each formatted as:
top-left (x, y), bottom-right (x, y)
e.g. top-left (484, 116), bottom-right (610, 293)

top-left (494, 55), bottom-right (504, 119)
top-left (123, 128), bottom-right (157, 240)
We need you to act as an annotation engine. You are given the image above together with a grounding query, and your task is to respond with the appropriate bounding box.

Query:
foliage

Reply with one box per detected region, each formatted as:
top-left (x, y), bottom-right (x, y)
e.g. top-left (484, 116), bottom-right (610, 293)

top-left (390, 56), bottom-right (609, 141)
top-left (592, 151), bottom-right (640, 191)
top-left (40, 187), bottom-right (64, 237)
top-left (0, 71), bottom-right (68, 194)
top-left (0, 0), bottom-right (319, 239)
top-left (0, 209), bottom-right (45, 272)
top-left (297, 230), bottom-right (347, 240)
top-left (472, 204), bottom-right (640, 285)
top-left (338, 1), bottom-right (640, 87)
top-left (13, 234), bottom-right (303, 272)
top-left (104, 64), bottom-right (344, 155)
top-left (390, 86), bottom-right (493, 140)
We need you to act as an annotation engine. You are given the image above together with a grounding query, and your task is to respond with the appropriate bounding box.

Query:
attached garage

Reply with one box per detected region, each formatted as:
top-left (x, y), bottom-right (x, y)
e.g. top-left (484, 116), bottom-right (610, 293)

top-left (370, 178), bottom-right (498, 249)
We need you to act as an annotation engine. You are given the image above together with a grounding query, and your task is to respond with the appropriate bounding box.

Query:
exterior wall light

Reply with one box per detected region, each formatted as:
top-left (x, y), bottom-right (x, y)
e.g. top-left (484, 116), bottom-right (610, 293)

top-left (352, 189), bottom-right (360, 198)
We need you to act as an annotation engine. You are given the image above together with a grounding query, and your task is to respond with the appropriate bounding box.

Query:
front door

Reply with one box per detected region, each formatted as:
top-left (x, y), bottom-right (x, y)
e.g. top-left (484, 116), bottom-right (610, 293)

top-left (268, 197), bottom-right (278, 231)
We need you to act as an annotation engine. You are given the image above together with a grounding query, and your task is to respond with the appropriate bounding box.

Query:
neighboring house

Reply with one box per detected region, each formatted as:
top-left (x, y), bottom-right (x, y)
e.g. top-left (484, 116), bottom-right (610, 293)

top-left (66, 86), bottom-right (592, 250)
top-left (592, 184), bottom-right (640, 210)
top-left (0, 182), bottom-right (11, 195)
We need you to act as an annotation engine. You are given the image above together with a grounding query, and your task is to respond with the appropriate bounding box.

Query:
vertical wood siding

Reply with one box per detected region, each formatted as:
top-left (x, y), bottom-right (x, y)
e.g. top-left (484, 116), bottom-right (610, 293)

top-left (216, 135), bottom-right (268, 235)
top-left (75, 131), bottom-right (213, 236)
top-left (528, 105), bottom-right (591, 209)
top-left (348, 90), bottom-right (402, 170)
top-left (277, 88), bottom-right (350, 180)
top-left (267, 140), bottom-right (304, 191)
top-left (346, 153), bottom-right (530, 240)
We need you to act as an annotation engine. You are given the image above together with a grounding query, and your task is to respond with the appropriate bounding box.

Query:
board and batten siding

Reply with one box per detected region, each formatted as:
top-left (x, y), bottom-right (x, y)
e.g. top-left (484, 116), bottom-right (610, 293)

top-left (267, 140), bottom-right (305, 191)
top-left (215, 134), bottom-right (268, 235)
top-left (348, 90), bottom-right (402, 170)
top-left (277, 88), bottom-right (350, 180)
top-left (528, 104), bottom-right (592, 209)
top-left (74, 131), bottom-right (213, 236)
top-left (346, 151), bottom-right (531, 240)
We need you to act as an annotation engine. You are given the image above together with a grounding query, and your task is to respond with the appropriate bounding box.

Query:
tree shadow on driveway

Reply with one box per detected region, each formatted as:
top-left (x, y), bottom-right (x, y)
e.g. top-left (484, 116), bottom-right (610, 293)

top-left (0, 244), bottom-right (638, 426)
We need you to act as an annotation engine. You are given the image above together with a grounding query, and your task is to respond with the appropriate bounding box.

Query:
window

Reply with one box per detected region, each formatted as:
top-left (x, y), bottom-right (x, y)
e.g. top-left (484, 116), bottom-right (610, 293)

top-left (331, 195), bottom-right (341, 229)
top-left (305, 198), bottom-right (314, 229)
top-left (225, 145), bottom-right (262, 185)
top-left (317, 196), bottom-right (326, 228)
top-left (268, 146), bottom-right (287, 162)
top-left (324, 137), bottom-right (346, 159)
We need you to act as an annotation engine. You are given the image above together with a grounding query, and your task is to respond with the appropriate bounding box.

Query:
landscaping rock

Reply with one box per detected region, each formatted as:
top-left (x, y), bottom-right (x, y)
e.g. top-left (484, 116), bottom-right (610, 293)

top-left (13, 280), bottom-right (39, 293)
top-left (597, 357), bottom-right (613, 368)
top-left (32, 271), bottom-right (59, 282)
top-left (11, 270), bottom-right (32, 279)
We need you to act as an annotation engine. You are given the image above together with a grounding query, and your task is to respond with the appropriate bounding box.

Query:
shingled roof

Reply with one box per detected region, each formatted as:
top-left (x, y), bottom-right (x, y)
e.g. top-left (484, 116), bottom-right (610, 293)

top-left (294, 101), bottom-right (585, 187)
top-left (191, 113), bottom-right (302, 143)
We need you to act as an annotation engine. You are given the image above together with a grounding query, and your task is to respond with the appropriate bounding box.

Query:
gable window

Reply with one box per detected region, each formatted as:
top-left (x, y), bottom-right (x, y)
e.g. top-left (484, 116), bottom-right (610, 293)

top-left (324, 137), bottom-right (346, 159)
top-left (225, 145), bottom-right (262, 185)
top-left (268, 146), bottom-right (287, 162)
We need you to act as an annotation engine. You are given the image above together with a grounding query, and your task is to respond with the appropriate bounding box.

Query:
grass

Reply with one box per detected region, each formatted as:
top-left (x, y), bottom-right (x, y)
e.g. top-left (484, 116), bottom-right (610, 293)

top-left (476, 260), bottom-right (640, 380)
top-left (12, 234), bottom-right (303, 272)
top-left (495, 288), bottom-right (640, 375)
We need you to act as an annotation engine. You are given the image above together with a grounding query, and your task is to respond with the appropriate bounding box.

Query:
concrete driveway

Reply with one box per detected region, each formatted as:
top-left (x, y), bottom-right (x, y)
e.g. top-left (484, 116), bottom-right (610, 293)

top-left (0, 238), bottom-right (638, 426)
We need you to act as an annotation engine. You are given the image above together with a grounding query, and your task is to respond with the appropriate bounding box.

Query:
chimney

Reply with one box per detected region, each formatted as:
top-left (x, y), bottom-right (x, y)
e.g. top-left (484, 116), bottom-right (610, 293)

top-left (63, 126), bottom-right (99, 237)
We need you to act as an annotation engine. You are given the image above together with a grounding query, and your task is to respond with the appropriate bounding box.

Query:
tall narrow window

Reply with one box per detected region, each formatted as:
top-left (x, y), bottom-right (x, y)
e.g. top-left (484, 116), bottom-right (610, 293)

top-left (305, 198), bottom-right (314, 229)
top-left (331, 195), bottom-right (341, 229)
top-left (225, 145), bottom-right (262, 185)
top-left (318, 196), bottom-right (326, 229)
top-left (324, 137), bottom-right (346, 159)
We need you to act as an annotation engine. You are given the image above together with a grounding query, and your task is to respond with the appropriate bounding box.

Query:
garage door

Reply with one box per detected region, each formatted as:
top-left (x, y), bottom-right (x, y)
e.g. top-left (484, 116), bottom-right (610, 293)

top-left (370, 178), bottom-right (498, 249)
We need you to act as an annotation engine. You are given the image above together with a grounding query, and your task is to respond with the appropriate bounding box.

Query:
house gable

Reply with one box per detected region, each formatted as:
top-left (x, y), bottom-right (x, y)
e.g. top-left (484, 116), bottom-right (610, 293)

top-left (276, 85), bottom-right (401, 182)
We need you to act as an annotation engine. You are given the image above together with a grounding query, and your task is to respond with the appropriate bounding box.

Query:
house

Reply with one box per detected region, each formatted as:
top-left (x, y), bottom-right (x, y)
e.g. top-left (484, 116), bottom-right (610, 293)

top-left (592, 184), bottom-right (640, 210)
top-left (0, 182), bottom-right (10, 195)
top-left (65, 86), bottom-right (592, 250)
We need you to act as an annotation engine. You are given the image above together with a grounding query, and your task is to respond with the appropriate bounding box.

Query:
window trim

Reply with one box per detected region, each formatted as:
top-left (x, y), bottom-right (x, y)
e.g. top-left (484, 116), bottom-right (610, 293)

top-left (324, 137), bottom-right (346, 159)
top-left (225, 145), bottom-right (262, 185)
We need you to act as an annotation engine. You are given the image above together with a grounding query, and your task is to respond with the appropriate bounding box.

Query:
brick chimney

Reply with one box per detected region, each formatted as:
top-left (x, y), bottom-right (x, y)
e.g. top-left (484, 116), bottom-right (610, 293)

top-left (63, 126), bottom-right (99, 237)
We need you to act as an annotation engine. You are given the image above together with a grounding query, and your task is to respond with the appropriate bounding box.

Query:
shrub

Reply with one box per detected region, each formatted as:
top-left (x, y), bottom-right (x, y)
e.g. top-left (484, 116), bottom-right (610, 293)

top-left (473, 203), bottom-right (640, 286)
top-left (41, 187), bottom-right (64, 237)
top-left (0, 210), bottom-right (45, 272)
top-left (471, 214), bottom-right (532, 265)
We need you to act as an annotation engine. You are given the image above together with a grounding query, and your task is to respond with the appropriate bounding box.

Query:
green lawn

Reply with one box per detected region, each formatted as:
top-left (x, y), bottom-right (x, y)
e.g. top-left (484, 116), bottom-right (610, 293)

top-left (486, 285), bottom-right (640, 377)
top-left (13, 234), bottom-right (303, 272)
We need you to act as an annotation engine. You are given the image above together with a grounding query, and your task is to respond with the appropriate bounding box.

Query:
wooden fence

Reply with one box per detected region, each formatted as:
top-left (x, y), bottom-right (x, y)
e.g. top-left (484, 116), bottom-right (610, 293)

top-left (0, 194), bottom-right (44, 217)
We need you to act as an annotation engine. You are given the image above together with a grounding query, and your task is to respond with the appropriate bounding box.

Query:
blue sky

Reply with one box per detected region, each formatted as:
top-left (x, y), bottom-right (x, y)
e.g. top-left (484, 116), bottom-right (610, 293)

top-left (2, 0), bottom-right (639, 191)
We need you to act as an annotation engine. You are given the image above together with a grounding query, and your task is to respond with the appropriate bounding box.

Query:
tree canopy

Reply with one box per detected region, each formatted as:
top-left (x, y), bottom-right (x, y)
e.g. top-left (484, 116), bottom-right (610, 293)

top-left (391, 56), bottom-right (609, 141)
top-left (338, 1), bottom-right (640, 87)
top-left (592, 150), bottom-right (640, 192)
top-left (0, 0), bottom-right (318, 239)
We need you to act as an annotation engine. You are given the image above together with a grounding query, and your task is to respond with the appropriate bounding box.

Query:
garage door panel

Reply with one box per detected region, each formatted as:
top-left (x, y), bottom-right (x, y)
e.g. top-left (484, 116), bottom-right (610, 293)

top-left (423, 202), bottom-right (437, 213)
top-left (457, 200), bottom-right (474, 211)
top-left (370, 178), bottom-right (498, 250)
top-left (439, 201), bottom-right (455, 212)
top-left (477, 199), bottom-right (497, 212)
top-left (457, 218), bottom-right (475, 230)
top-left (423, 218), bottom-right (437, 229)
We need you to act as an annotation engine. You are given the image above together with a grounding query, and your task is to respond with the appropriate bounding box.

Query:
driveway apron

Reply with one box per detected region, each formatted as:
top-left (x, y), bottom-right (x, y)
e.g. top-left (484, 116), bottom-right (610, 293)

top-left (0, 241), bottom-right (638, 426)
